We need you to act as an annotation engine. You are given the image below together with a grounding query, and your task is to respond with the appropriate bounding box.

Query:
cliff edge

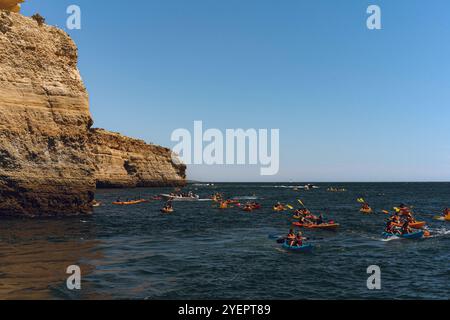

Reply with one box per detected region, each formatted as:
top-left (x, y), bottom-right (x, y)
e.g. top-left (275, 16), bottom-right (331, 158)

top-left (0, 12), bottom-right (185, 216)
top-left (89, 129), bottom-right (186, 188)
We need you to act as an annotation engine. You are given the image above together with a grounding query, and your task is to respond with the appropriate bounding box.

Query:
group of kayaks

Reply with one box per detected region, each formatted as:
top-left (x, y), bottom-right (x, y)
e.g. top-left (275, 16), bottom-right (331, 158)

top-left (280, 201), bottom-right (450, 252)
top-left (380, 204), bottom-right (434, 239)
top-left (104, 191), bottom-right (448, 251)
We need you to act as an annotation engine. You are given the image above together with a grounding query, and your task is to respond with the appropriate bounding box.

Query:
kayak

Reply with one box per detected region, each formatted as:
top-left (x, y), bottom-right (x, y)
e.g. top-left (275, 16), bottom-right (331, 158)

top-left (382, 230), bottom-right (424, 239)
top-left (292, 222), bottom-right (340, 230)
top-left (392, 221), bottom-right (426, 229)
top-left (243, 207), bottom-right (253, 212)
top-left (161, 208), bottom-right (174, 214)
top-left (434, 215), bottom-right (450, 222)
top-left (273, 207), bottom-right (287, 212)
top-left (112, 199), bottom-right (148, 205)
top-left (282, 241), bottom-right (313, 253)
top-left (360, 208), bottom-right (373, 214)
top-left (92, 201), bottom-right (102, 207)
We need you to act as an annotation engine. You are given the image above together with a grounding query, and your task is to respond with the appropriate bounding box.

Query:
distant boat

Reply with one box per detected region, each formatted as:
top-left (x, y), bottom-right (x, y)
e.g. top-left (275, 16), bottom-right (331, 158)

top-left (160, 194), bottom-right (200, 201)
top-left (303, 184), bottom-right (319, 190)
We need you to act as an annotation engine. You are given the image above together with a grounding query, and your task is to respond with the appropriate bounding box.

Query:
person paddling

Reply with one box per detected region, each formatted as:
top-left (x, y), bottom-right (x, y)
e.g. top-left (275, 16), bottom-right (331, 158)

top-left (295, 231), bottom-right (304, 246)
top-left (400, 220), bottom-right (412, 235)
top-left (316, 214), bottom-right (324, 225)
top-left (286, 229), bottom-right (296, 246)
top-left (385, 220), bottom-right (398, 234)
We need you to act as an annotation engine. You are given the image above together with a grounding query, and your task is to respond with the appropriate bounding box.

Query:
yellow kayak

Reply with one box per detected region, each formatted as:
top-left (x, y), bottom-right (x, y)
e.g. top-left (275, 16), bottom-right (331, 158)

top-left (112, 199), bottom-right (148, 206)
top-left (434, 215), bottom-right (450, 222)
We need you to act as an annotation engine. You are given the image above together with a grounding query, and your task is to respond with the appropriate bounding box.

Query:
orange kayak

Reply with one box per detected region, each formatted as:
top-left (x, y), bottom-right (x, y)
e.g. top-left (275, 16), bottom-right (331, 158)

top-left (292, 222), bottom-right (340, 230)
top-left (360, 208), bottom-right (373, 214)
top-left (112, 199), bottom-right (149, 206)
top-left (393, 221), bottom-right (426, 229)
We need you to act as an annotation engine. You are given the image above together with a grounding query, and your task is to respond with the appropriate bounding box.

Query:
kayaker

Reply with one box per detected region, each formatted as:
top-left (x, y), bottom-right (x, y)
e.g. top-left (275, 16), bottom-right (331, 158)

top-left (295, 231), bottom-right (304, 246)
top-left (287, 229), bottom-right (296, 246)
top-left (400, 221), bottom-right (412, 235)
top-left (390, 212), bottom-right (401, 223)
top-left (443, 208), bottom-right (450, 217)
top-left (398, 204), bottom-right (412, 216)
top-left (298, 215), bottom-right (307, 224)
top-left (385, 221), bottom-right (397, 234)
top-left (406, 215), bottom-right (417, 224)
top-left (315, 214), bottom-right (324, 225)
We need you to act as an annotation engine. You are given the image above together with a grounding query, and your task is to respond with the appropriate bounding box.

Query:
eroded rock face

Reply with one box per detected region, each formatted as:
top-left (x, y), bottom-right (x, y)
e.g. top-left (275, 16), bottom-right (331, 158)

top-left (0, 12), bottom-right (186, 216)
top-left (0, 11), bottom-right (95, 216)
top-left (88, 129), bottom-right (186, 188)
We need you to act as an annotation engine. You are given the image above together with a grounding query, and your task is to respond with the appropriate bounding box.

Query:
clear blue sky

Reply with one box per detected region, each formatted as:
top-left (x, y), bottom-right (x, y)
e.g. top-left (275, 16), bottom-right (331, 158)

top-left (22, 0), bottom-right (450, 182)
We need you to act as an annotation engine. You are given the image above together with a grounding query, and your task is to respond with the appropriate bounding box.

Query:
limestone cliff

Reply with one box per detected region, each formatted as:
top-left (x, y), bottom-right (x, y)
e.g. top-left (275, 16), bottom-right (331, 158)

top-left (0, 12), bottom-right (185, 216)
top-left (88, 129), bottom-right (186, 188)
top-left (0, 11), bottom-right (94, 216)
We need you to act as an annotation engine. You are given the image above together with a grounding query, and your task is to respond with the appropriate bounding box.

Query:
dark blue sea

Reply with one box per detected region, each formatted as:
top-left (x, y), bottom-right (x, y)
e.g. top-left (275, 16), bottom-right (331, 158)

top-left (0, 183), bottom-right (449, 299)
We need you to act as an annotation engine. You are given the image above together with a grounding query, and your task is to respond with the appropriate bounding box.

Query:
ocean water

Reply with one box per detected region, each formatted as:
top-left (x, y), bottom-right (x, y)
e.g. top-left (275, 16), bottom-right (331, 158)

top-left (0, 183), bottom-right (449, 300)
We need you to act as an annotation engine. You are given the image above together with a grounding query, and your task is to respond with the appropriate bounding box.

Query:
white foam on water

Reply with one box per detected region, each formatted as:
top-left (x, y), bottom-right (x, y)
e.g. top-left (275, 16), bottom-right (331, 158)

top-left (380, 235), bottom-right (400, 242)
top-left (233, 196), bottom-right (258, 200)
top-left (426, 227), bottom-right (450, 238)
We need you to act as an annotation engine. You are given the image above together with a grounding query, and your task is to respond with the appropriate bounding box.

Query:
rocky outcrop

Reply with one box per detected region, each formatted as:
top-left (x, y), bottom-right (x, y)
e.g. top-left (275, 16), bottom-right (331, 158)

top-left (0, 11), bottom-right (95, 217)
top-left (0, 12), bottom-right (186, 216)
top-left (88, 129), bottom-right (186, 188)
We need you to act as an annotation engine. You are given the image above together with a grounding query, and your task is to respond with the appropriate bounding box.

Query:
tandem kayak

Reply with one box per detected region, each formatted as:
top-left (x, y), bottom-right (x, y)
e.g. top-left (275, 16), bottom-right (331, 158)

top-left (382, 230), bottom-right (424, 239)
top-left (282, 241), bottom-right (313, 253)
top-left (392, 221), bottom-right (426, 229)
top-left (292, 222), bottom-right (340, 230)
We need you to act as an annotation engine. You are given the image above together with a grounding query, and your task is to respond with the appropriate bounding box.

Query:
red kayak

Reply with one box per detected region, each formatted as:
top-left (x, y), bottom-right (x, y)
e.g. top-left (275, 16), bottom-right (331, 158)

top-left (292, 222), bottom-right (340, 230)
